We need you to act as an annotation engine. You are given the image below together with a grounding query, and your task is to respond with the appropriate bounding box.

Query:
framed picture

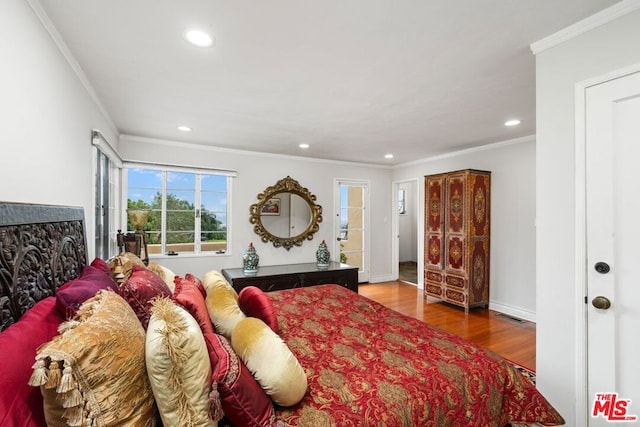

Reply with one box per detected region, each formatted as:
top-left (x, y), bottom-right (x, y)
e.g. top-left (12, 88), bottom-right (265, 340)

top-left (261, 197), bottom-right (281, 215)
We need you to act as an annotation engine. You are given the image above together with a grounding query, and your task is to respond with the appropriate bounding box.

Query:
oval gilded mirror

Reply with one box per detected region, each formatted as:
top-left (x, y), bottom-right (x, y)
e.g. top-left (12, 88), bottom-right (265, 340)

top-left (249, 176), bottom-right (323, 250)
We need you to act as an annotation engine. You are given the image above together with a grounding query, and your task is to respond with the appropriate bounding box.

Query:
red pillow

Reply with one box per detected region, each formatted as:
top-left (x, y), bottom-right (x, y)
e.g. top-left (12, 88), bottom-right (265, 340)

top-left (238, 286), bottom-right (280, 334)
top-left (204, 332), bottom-right (274, 427)
top-left (56, 261), bottom-right (118, 319)
top-left (119, 264), bottom-right (172, 329)
top-left (185, 273), bottom-right (206, 297)
top-left (0, 297), bottom-right (65, 427)
top-left (89, 256), bottom-right (112, 276)
top-left (173, 276), bottom-right (215, 335)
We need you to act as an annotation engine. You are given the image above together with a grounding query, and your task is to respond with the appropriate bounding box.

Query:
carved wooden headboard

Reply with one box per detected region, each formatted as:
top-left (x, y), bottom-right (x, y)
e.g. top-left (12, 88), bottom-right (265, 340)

top-left (0, 202), bottom-right (87, 331)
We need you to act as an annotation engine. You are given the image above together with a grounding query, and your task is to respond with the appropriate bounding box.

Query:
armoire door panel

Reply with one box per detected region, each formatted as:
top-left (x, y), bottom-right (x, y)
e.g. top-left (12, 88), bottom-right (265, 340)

top-left (426, 175), bottom-right (445, 233)
top-left (470, 174), bottom-right (490, 237)
top-left (446, 235), bottom-right (466, 272)
top-left (447, 173), bottom-right (466, 233)
top-left (469, 239), bottom-right (490, 303)
top-left (426, 233), bottom-right (443, 267)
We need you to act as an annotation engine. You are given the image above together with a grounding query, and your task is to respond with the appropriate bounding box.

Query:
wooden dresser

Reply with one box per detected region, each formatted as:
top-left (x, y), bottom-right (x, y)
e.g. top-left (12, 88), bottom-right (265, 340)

top-left (424, 169), bottom-right (491, 313)
top-left (222, 261), bottom-right (358, 293)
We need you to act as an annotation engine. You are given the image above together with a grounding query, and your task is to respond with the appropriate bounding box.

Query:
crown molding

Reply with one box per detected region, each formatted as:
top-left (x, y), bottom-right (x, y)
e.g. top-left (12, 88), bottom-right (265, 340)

top-left (393, 134), bottom-right (535, 169)
top-left (26, 0), bottom-right (119, 137)
top-left (531, 0), bottom-right (640, 55)
top-left (120, 134), bottom-right (392, 169)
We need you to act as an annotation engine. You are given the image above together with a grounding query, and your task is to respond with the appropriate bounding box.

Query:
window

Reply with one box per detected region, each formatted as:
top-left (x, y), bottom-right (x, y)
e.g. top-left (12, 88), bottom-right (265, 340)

top-left (125, 166), bottom-right (230, 256)
top-left (93, 131), bottom-right (122, 260)
top-left (398, 188), bottom-right (407, 215)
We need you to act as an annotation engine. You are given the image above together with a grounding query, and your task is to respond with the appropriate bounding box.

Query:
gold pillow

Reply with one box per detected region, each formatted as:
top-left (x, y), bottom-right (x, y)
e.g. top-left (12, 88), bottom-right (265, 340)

top-left (203, 270), bottom-right (245, 339)
top-left (106, 252), bottom-right (146, 283)
top-left (231, 317), bottom-right (307, 407)
top-left (29, 290), bottom-right (157, 427)
top-left (146, 298), bottom-right (216, 426)
top-left (202, 270), bottom-right (232, 294)
top-left (147, 262), bottom-right (177, 292)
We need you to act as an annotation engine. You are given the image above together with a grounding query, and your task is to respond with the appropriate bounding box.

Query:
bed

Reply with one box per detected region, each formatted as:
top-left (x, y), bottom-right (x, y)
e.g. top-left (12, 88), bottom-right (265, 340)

top-left (0, 202), bottom-right (564, 426)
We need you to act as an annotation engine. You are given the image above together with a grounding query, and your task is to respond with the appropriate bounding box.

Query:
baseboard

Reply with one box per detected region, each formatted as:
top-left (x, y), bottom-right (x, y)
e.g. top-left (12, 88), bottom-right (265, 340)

top-left (368, 274), bottom-right (394, 283)
top-left (488, 301), bottom-right (536, 323)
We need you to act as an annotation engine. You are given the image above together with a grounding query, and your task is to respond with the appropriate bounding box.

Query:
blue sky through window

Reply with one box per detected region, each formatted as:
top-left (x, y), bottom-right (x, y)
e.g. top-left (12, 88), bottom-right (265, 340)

top-left (128, 168), bottom-right (227, 214)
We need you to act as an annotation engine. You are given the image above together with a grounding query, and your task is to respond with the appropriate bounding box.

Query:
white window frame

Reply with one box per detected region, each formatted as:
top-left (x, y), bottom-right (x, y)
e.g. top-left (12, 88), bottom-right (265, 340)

top-left (92, 130), bottom-right (122, 260)
top-left (123, 162), bottom-right (235, 258)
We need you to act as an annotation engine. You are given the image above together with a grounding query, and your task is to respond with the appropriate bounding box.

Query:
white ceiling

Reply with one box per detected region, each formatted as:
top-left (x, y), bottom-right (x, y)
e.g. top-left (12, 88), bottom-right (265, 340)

top-left (36, 0), bottom-right (619, 165)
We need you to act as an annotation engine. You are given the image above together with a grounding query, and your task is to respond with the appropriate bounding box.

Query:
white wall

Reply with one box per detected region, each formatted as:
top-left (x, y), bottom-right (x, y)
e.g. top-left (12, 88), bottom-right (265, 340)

top-left (392, 137), bottom-right (537, 321)
top-left (0, 1), bottom-right (118, 259)
top-left (534, 6), bottom-right (640, 426)
top-left (119, 135), bottom-right (394, 281)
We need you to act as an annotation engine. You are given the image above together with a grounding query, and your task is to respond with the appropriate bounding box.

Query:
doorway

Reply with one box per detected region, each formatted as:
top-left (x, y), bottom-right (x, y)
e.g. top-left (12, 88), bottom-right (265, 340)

top-left (394, 179), bottom-right (419, 285)
top-left (335, 179), bottom-right (369, 283)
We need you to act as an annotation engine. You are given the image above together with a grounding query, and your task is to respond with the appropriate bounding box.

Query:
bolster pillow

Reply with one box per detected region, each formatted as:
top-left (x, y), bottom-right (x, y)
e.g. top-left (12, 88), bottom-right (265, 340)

top-left (231, 317), bottom-right (307, 407)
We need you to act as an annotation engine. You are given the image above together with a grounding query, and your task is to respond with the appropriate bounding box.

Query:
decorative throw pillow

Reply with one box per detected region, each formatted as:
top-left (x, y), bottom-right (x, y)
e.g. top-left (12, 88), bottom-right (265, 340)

top-left (203, 271), bottom-right (245, 339)
top-left (106, 252), bottom-right (146, 283)
top-left (55, 262), bottom-right (118, 319)
top-left (0, 297), bottom-right (64, 427)
top-left (238, 286), bottom-right (280, 334)
top-left (146, 298), bottom-right (216, 426)
top-left (186, 273), bottom-right (206, 297)
top-left (203, 332), bottom-right (276, 427)
top-left (119, 264), bottom-right (172, 329)
top-left (202, 270), bottom-right (232, 294)
top-left (147, 262), bottom-right (177, 292)
top-left (173, 276), bottom-right (215, 335)
top-left (88, 256), bottom-right (112, 276)
top-left (29, 291), bottom-right (157, 427)
top-left (231, 317), bottom-right (307, 407)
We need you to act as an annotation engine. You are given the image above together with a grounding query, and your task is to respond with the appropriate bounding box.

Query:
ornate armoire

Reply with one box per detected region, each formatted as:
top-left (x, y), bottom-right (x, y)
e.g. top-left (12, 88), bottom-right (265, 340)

top-left (424, 169), bottom-right (490, 313)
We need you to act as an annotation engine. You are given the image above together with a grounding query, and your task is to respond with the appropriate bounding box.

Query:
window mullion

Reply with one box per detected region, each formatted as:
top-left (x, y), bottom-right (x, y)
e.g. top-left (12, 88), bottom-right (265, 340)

top-left (161, 171), bottom-right (167, 255)
top-left (195, 174), bottom-right (202, 253)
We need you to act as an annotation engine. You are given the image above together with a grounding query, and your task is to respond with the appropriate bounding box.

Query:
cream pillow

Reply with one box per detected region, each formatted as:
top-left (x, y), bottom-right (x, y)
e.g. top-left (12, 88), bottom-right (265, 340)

top-left (202, 270), bottom-right (232, 294)
top-left (231, 317), bottom-right (307, 407)
top-left (203, 270), bottom-right (245, 339)
top-left (147, 262), bottom-right (177, 292)
top-left (146, 297), bottom-right (216, 426)
top-left (29, 290), bottom-right (157, 427)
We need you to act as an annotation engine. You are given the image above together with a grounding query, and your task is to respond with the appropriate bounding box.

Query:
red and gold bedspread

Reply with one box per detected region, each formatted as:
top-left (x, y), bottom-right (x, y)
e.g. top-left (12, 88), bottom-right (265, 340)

top-left (268, 285), bottom-right (564, 427)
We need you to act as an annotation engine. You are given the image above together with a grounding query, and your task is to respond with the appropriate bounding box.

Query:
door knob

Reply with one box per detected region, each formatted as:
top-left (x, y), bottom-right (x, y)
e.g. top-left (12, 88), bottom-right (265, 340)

top-left (594, 262), bottom-right (610, 274)
top-left (592, 296), bottom-right (611, 310)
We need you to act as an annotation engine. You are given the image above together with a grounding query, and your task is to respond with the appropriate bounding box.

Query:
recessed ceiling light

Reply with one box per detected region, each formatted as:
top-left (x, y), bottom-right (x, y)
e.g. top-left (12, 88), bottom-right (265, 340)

top-left (177, 125), bottom-right (192, 132)
top-left (183, 29), bottom-right (214, 48)
top-left (299, 143), bottom-right (310, 149)
top-left (504, 119), bottom-right (521, 127)
top-left (384, 154), bottom-right (394, 159)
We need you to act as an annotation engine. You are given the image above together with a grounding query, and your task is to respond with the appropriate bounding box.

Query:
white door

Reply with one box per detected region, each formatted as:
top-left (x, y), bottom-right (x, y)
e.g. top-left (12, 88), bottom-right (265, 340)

top-left (585, 71), bottom-right (640, 425)
top-left (335, 179), bottom-right (369, 283)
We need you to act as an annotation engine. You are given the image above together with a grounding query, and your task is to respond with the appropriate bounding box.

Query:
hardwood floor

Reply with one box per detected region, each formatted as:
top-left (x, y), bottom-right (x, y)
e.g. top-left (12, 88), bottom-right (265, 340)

top-left (358, 281), bottom-right (536, 370)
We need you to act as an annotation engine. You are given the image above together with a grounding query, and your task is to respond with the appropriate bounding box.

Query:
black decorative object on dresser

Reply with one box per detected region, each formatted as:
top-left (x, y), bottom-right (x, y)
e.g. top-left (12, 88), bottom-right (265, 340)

top-left (222, 262), bottom-right (358, 293)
